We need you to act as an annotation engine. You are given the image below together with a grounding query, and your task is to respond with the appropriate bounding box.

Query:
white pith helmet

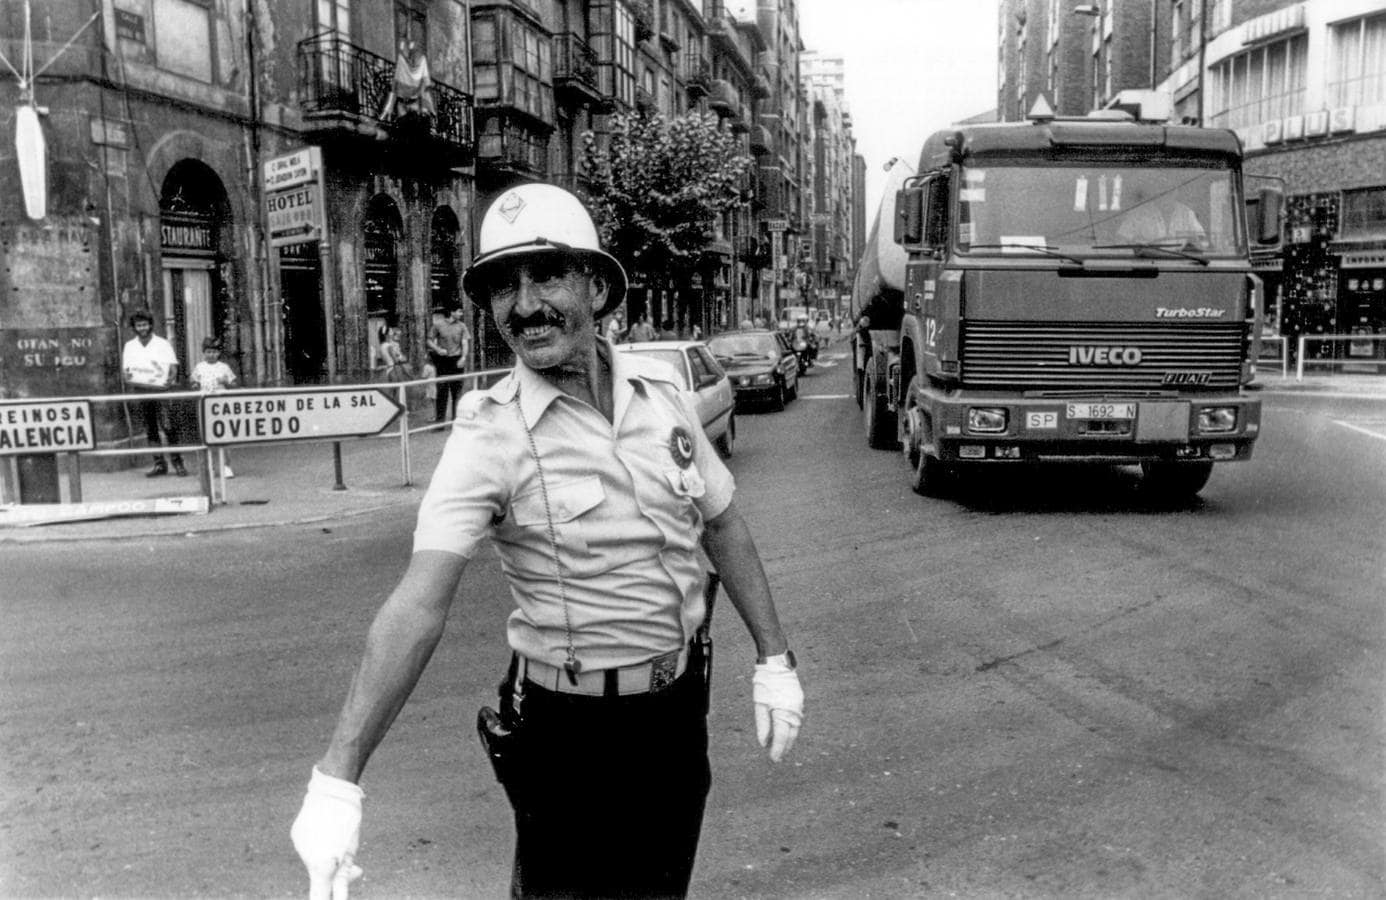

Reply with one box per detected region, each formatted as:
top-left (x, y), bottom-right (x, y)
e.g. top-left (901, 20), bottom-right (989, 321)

top-left (463, 183), bottom-right (628, 318)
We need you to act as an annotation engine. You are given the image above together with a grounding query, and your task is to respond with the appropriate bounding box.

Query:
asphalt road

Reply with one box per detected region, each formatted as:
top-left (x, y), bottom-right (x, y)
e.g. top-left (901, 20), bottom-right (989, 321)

top-left (2, 348), bottom-right (1383, 898)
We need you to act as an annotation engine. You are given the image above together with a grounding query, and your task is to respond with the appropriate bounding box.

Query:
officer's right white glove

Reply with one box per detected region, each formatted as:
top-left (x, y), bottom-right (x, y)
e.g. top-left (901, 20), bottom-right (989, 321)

top-left (291, 766), bottom-right (364, 900)
top-left (753, 654), bottom-right (804, 763)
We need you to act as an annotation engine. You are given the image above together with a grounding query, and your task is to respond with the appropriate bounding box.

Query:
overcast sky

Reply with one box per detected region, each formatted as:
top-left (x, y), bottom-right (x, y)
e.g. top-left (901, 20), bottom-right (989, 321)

top-left (794, 0), bottom-right (1000, 214)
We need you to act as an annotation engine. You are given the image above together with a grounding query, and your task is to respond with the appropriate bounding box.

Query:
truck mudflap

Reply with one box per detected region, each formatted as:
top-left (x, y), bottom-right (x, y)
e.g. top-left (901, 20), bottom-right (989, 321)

top-left (922, 391), bottom-right (1260, 464)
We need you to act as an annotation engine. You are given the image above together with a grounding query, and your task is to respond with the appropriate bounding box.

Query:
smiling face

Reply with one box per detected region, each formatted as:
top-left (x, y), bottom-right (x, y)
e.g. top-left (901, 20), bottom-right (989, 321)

top-left (481, 252), bottom-right (607, 373)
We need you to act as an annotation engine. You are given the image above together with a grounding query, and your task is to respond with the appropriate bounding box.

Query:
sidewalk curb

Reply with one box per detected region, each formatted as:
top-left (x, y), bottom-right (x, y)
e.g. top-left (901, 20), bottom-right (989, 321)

top-left (0, 499), bottom-right (409, 544)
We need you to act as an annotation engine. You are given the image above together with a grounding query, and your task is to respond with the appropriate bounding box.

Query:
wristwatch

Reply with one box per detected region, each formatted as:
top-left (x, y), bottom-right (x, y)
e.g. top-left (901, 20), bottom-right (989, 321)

top-left (757, 650), bottom-right (797, 669)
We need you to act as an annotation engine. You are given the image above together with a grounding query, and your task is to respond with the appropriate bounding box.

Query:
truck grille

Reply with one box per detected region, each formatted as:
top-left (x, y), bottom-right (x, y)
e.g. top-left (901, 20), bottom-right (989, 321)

top-left (960, 321), bottom-right (1245, 391)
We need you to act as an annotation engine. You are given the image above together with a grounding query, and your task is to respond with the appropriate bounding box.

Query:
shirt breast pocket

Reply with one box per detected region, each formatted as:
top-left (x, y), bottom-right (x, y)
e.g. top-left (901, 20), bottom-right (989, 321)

top-left (509, 475), bottom-right (605, 563)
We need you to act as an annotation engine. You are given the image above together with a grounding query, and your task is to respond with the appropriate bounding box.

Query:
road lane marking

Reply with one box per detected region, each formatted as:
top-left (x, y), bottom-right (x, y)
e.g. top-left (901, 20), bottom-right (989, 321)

top-left (1332, 419), bottom-right (1386, 443)
top-left (799, 394), bottom-right (851, 400)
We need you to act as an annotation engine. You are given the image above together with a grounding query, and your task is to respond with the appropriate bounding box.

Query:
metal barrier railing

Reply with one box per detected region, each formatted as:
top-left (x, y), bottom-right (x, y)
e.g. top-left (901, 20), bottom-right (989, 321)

top-left (1, 367), bottom-right (509, 509)
top-left (1257, 335), bottom-right (1289, 378)
top-left (1296, 334), bottom-right (1386, 380)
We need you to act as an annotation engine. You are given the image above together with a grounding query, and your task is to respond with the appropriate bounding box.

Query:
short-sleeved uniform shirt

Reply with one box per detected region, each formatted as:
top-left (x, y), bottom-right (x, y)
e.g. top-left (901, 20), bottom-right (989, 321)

top-left (413, 342), bottom-right (735, 670)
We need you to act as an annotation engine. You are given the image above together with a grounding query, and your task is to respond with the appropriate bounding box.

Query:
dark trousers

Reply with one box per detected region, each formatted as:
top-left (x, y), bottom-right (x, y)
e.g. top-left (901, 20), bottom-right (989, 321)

top-left (433, 354), bottom-right (463, 421)
top-left (505, 669), bottom-right (711, 899)
top-left (136, 391), bottom-right (183, 467)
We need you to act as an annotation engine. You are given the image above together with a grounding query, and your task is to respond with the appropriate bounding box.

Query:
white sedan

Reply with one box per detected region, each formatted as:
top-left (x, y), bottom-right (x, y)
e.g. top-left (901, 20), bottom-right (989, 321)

top-left (614, 340), bottom-right (736, 458)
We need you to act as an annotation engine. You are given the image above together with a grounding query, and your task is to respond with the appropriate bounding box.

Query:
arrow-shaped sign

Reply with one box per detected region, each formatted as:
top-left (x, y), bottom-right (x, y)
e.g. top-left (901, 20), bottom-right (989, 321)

top-left (200, 387), bottom-right (404, 446)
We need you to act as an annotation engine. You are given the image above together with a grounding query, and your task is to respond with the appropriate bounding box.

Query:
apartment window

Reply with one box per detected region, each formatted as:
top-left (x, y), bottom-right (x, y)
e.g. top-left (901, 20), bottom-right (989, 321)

top-left (394, 0), bottom-right (428, 53)
top-left (592, 0), bottom-right (636, 108)
top-left (1341, 187), bottom-right (1386, 238)
top-left (1209, 34), bottom-right (1306, 129)
top-left (155, 0), bottom-right (212, 82)
top-left (1329, 13), bottom-right (1386, 108)
top-left (472, 12), bottom-right (553, 121)
top-left (1172, 0), bottom-right (1205, 66)
top-left (317, 0), bottom-right (350, 37)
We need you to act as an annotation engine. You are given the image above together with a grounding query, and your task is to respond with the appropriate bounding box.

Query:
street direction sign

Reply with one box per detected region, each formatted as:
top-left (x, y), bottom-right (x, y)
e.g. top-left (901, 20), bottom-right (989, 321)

top-left (0, 399), bottom-right (95, 455)
top-left (200, 388), bottom-right (403, 446)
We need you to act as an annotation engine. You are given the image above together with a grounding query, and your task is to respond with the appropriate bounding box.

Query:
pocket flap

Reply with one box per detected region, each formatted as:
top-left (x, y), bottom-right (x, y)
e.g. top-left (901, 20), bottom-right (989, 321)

top-left (511, 475), bottom-right (605, 526)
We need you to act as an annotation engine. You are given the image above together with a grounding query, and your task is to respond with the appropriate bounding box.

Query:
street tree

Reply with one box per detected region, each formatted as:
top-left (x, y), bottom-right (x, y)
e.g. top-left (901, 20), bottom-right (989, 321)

top-left (580, 110), bottom-right (752, 324)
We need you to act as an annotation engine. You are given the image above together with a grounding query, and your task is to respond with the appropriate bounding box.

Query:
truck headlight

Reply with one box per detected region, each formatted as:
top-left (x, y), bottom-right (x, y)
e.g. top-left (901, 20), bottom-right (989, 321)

top-left (751, 373), bottom-right (774, 385)
top-left (1197, 406), bottom-right (1237, 433)
top-left (967, 407), bottom-right (1008, 433)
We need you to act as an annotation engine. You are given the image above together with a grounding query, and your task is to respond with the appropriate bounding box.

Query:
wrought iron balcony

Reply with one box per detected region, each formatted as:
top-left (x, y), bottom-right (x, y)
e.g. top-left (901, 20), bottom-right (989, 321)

top-left (708, 78), bottom-right (737, 115)
top-left (297, 32), bottom-right (473, 161)
top-left (554, 33), bottom-right (602, 106)
top-left (683, 55), bottom-right (711, 98)
top-left (749, 123), bottom-right (772, 155)
top-left (634, 84), bottom-right (658, 115)
top-left (630, 0), bottom-right (655, 42)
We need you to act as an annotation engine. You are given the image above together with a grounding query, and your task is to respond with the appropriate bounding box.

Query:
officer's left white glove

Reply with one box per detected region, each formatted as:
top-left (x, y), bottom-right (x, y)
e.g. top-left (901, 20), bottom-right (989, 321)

top-left (291, 766), bottom-right (364, 900)
top-left (753, 653), bottom-right (803, 762)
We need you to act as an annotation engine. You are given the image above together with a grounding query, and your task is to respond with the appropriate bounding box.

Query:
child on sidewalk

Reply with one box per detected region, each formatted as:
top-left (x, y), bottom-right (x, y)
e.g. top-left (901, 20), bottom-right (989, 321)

top-left (191, 337), bottom-right (238, 477)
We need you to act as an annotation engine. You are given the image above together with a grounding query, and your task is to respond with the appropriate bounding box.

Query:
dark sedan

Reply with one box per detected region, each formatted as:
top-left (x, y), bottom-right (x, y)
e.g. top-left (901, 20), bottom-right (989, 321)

top-left (706, 330), bottom-right (800, 411)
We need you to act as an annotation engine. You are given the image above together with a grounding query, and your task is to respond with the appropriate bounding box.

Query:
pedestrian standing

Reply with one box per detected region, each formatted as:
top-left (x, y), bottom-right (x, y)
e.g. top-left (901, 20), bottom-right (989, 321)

top-left (603, 310), bottom-right (625, 343)
top-left (121, 310), bottom-right (187, 478)
top-left (190, 337), bottom-right (237, 478)
top-left (627, 313), bottom-right (656, 342)
top-left (427, 305), bottom-right (469, 422)
top-left (374, 326), bottom-right (412, 383)
top-left (290, 183), bottom-right (804, 900)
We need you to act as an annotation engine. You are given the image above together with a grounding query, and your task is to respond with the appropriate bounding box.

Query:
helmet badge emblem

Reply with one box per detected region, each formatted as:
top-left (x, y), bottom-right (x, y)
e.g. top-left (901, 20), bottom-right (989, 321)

top-left (498, 192), bottom-right (526, 224)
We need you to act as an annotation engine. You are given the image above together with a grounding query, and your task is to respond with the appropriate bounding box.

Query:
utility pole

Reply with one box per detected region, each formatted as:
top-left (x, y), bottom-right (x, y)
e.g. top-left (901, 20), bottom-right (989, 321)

top-left (1196, 0), bottom-right (1209, 126)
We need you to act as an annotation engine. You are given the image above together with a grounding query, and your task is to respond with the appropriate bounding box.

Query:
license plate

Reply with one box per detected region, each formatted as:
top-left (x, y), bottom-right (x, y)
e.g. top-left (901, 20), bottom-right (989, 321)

top-left (1066, 403), bottom-right (1135, 420)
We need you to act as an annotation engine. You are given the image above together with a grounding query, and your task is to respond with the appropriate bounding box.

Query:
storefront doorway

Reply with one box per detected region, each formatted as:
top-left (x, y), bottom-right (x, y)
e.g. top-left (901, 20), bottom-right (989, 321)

top-left (279, 241), bottom-right (326, 383)
top-left (159, 161), bottom-right (231, 373)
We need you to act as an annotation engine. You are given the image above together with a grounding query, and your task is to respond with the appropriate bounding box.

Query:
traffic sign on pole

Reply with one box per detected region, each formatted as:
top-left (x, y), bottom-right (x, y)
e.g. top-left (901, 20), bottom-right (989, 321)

top-left (200, 388), bottom-right (403, 446)
top-left (0, 399), bottom-right (94, 455)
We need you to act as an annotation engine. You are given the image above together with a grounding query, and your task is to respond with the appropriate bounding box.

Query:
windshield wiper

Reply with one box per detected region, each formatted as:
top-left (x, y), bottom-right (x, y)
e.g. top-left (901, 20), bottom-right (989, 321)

top-left (964, 243), bottom-right (1086, 266)
top-left (1091, 241), bottom-right (1210, 265)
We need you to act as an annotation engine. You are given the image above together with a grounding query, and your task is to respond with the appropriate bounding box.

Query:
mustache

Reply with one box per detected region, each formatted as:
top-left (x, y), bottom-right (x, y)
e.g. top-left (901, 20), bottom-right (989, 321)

top-left (507, 309), bottom-right (565, 334)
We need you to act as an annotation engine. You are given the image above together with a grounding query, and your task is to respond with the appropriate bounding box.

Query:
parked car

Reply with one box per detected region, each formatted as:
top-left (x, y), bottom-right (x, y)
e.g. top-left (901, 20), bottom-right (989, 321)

top-left (705, 329), bottom-right (800, 412)
top-left (614, 340), bottom-right (736, 457)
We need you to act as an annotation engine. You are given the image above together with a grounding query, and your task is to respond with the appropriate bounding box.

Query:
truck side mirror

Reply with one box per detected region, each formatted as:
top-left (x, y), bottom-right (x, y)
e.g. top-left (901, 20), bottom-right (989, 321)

top-left (1256, 186), bottom-right (1283, 245)
top-left (895, 186), bottom-right (925, 248)
top-left (924, 177), bottom-right (950, 247)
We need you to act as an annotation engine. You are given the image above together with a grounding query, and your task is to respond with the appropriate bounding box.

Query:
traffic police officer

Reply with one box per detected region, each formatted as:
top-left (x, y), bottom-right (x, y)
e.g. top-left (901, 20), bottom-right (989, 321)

top-left (291, 183), bottom-right (804, 899)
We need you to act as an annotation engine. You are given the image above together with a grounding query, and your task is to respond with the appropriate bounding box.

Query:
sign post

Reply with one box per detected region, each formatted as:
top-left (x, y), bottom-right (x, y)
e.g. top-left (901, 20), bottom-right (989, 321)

top-left (0, 399), bottom-right (95, 505)
top-left (200, 387), bottom-right (403, 445)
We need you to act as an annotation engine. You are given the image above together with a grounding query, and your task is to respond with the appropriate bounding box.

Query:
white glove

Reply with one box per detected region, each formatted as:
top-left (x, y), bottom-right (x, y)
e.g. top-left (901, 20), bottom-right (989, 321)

top-left (291, 766), bottom-right (365, 900)
top-left (752, 654), bottom-right (804, 762)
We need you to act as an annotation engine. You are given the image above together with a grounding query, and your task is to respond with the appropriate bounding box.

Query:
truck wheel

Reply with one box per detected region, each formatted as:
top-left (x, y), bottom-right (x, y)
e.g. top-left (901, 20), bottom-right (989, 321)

top-left (1139, 460), bottom-right (1214, 498)
top-left (864, 360), bottom-right (896, 449)
top-left (902, 376), bottom-right (953, 497)
top-left (715, 416), bottom-right (735, 459)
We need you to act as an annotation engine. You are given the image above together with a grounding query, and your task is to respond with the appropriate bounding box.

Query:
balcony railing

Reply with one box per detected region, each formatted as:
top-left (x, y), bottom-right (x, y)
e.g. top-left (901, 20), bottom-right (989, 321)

top-left (297, 32), bottom-right (473, 155)
top-left (682, 55), bottom-right (711, 97)
top-left (555, 32), bottom-right (602, 104)
top-left (708, 78), bottom-right (737, 114)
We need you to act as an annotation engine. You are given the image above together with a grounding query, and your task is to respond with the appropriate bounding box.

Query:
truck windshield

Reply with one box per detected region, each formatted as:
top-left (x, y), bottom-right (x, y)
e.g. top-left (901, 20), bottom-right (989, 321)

top-left (956, 164), bottom-right (1246, 259)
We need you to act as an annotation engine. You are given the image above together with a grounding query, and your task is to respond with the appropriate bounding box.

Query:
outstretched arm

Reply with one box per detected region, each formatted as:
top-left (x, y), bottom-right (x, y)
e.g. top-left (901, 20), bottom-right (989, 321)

top-left (700, 500), bottom-right (787, 660)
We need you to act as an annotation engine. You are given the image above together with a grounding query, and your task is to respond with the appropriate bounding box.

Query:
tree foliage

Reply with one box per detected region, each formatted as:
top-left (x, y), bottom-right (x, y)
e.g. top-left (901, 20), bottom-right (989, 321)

top-left (580, 111), bottom-right (751, 292)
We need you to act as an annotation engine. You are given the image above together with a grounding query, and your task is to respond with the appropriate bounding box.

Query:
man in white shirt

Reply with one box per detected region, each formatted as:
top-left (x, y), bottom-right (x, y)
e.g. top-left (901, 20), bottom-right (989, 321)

top-left (121, 311), bottom-right (186, 477)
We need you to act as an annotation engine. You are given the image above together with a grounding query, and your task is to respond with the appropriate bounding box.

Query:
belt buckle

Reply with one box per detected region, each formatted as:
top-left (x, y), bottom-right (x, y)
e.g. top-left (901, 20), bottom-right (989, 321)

top-left (647, 650), bottom-right (679, 692)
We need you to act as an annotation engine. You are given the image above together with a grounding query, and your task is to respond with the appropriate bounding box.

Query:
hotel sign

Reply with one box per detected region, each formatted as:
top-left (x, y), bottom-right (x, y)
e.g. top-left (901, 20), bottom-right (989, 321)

top-left (263, 147), bottom-right (326, 247)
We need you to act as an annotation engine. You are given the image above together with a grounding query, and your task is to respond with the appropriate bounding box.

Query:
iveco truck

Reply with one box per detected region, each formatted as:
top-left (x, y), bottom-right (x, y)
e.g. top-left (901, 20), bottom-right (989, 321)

top-left (855, 94), bottom-right (1281, 498)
